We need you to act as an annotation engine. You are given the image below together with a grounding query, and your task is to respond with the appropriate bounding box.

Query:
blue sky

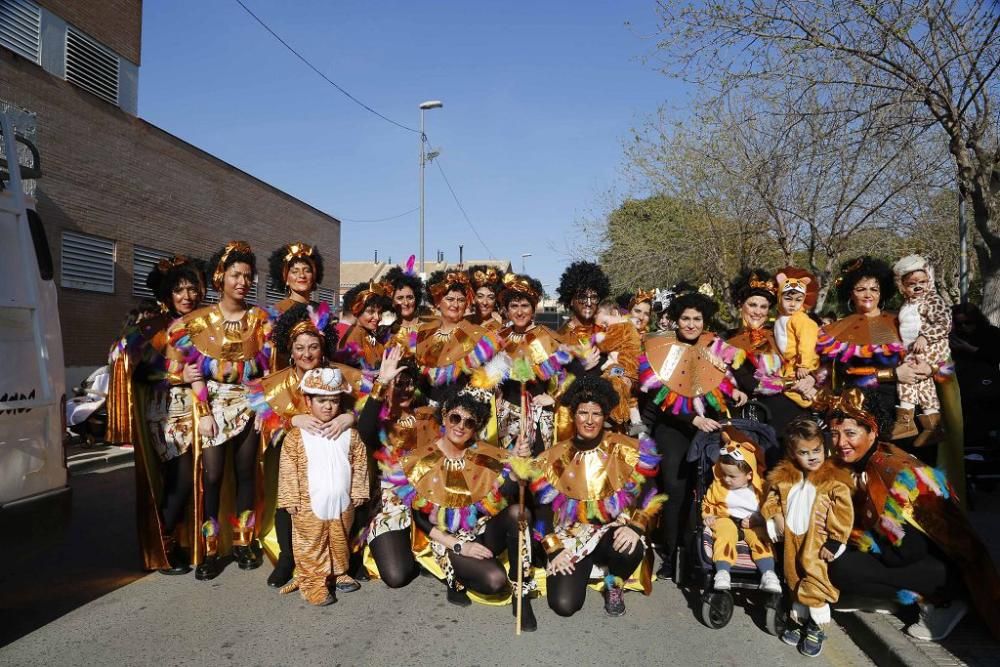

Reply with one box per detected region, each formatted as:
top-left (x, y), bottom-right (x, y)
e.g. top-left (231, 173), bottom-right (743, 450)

top-left (140, 1), bottom-right (684, 292)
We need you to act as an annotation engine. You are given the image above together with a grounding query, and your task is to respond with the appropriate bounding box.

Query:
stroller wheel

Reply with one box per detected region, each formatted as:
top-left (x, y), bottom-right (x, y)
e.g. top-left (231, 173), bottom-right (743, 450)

top-left (764, 593), bottom-right (785, 636)
top-left (700, 590), bottom-right (734, 629)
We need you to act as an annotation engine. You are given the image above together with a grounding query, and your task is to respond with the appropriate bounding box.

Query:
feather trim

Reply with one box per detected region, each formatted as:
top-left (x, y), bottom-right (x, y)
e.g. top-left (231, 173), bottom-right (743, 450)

top-left (470, 352), bottom-right (513, 390)
top-left (816, 329), bottom-right (904, 366)
top-left (168, 315), bottom-right (272, 384)
top-left (873, 463), bottom-right (952, 547)
top-left (421, 329), bottom-right (501, 386)
top-left (201, 517), bottom-right (219, 538)
top-left (509, 347), bottom-right (573, 384)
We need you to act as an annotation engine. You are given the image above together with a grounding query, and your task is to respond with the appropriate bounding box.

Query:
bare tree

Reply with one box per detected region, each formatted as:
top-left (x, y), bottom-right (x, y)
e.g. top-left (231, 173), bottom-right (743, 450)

top-left (654, 0), bottom-right (1000, 322)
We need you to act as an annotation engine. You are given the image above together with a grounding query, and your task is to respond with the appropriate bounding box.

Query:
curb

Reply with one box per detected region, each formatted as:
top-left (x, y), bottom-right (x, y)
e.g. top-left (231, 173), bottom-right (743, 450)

top-left (67, 445), bottom-right (134, 475)
top-left (835, 610), bottom-right (936, 667)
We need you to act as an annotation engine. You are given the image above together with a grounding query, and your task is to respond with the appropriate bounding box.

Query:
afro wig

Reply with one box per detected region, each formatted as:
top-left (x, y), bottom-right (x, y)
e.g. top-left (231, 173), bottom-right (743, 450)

top-left (497, 273), bottom-right (544, 308)
top-left (145, 256), bottom-right (207, 313)
top-left (268, 243), bottom-right (324, 291)
top-left (467, 264), bottom-right (505, 294)
top-left (384, 265), bottom-right (425, 310)
top-left (826, 387), bottom-right (895, 439)
top-left (835, 256), bottom-right (896, 309)
top-left (341, 282), bottom-right (369, 315)
top-left (615, 291), bottom-right (633, 312)
top-left (273, 302), bottom-right (339, 360)
top-left (209, 242), bottom-right (257, 290)
top-left (667, 291), bottom-right (718, 323)
top-left (556, 261), bottom-right (611, 308)
top-left (560, 374), bottom-right (620, 416)
top-left (437, 385), bottom-right (492, 432)
top-left (729, 269), bottom-right (778, 307)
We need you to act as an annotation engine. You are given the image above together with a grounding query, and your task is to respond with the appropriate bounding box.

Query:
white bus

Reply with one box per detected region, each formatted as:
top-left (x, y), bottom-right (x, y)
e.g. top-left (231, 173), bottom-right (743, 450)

top-left (0, 113), bottom-right (70, 536)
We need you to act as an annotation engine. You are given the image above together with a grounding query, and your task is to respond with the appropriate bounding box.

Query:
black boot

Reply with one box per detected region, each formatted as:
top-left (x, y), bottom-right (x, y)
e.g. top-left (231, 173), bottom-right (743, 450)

top-left (195, 554), bottom-right (220, 581)
top-left (513, 594), bottom-right (538, 632)
top-left (267, 552), bottom-right (294, 588)
top-left (159, 537), bottom-right (191, 576)
top-left (235, 539), bottom-right (263, 571)
top-left (195, 520), bottom-right (221, 581)
top-left (447, 583), bottom-right (471, 607)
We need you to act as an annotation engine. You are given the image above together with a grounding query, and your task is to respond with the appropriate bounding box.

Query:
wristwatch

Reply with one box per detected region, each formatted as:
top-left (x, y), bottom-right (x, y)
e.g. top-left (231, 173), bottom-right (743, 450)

top-left (451, 542), bottom-right (462, 555)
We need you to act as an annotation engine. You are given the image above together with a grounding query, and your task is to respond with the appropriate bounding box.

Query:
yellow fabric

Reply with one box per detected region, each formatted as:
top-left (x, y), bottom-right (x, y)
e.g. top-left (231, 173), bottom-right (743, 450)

top-left (780, 310), bottom-right (820, 408)
top-left (711, 517), bottom-right (772, 565)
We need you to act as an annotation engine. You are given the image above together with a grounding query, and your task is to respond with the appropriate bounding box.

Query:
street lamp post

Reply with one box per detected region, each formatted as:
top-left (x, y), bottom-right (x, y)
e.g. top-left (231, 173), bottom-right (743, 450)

top-left (419, 100), bottom-right (443, 274)
top-left (521, 253), bottom-right (532, 273)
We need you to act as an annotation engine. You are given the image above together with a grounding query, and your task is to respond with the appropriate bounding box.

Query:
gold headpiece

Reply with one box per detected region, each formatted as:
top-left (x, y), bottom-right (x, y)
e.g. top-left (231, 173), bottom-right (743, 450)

top-left (282, 242), bottom-right (316, 283)
top-left (156, 255), bottom-right (192, 273)
top-left (429, 271), bottom-right (474, 305)
top-left (629, 288), bottom-right (656, 309)
top-left (212, 241), bottom-right (253, 290)
top-left (813, 388), bottom-right (879, 435)
top-left (748, 274), bottom-right (776, 295)
top-left (471, 267), bottom-right (500, 289)
top-left (499, 273), bottom-right (541, 305)
top-left (289, 319), bottom-right (322, 341)
top-left (350, 281), bottom-right (391, 317)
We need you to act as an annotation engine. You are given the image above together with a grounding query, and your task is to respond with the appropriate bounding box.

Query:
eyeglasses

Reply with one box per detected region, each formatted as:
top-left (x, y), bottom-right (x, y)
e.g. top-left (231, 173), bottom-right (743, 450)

top-left (447, 413), bottom-right (478, 430)
top-left (575, 292), bottom-right (598, 304)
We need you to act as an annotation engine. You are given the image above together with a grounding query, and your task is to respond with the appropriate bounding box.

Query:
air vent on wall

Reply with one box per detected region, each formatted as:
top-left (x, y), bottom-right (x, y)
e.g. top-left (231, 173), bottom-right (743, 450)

top-left (266, 278), bottom-right (285, 305)
top-left (65, 25), bottom-right (119, 105)
top-left (61, 231), bottom-right (115, 293)
top-left (316, 286), bottom-right (335, 307)
top-left (132, 246), bottom-right (172, 299)
top-left (0, 0), bottom-right (41, 63)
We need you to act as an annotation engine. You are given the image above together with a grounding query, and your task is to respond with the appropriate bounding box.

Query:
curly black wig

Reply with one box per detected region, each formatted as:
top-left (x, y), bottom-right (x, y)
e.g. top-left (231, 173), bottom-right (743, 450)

top-left (615, 291), bottom-right (633, 312)
top-left (145, 256), bottom-right (206, 312)
top-left (467, 264), bottom-right (505, 294)
top-left (729, 268), bottom-right (777, 307)
top-left (209, 242), bottom-right (257, 290)
top-left (341, 283), bottom-right (368, 315)
top-left (556, 261), bottom-right (611, 308)
top-left (273, 303), bottom-right (339, 359)
top-left (267, 244), bottom-right (324, 291)
top-left (497, 274), bottom-right (544, 308)
top-left (560, 374), bottom-right (620, 416)
top-left (437, 385), bottom-right (492, 431)
top-left (835, 256), bottom-right (896, 308)
top-left (384, 266), bottom-right (425, 309)
top-left (667, 291), bottom-right (719, 323)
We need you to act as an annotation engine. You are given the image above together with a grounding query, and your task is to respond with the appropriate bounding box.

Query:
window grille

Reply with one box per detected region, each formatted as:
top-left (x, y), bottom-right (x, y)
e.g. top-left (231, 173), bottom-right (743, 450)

top-left (65, 25), bottom-right (119, 105)
top-left (0, 0), bottom-right (41, 63)
top-left (61, 231), bottom-right (114, 293)
top-left (132, 245), bottom-right (171, 298)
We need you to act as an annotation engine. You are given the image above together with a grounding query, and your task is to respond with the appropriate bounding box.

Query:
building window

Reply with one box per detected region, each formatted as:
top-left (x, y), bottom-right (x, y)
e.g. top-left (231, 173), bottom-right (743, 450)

top-left (316, 286), bottom-right (335, 307)
top-left (60, 231), bottom-right (114, 293)
top-left (65, 25), bottom-right (119, 106)
top-left (0, 0), bottom-right (41, 64)
top-left (131, 246), bottom-right (172, 298)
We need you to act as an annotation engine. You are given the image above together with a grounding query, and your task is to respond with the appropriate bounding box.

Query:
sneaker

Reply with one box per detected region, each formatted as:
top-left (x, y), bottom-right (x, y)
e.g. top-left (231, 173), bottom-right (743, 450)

top-left (759, 570), bottom-right (782, 593)
top-left (906, 600), bottom-right (968, 641)
top-left (604, 585), bottom-right (626, 617)
top-left (713, 570), bottom-right (731, 591)
top-left (335, 576), bottom-right (361, 593)
top-left (655, 559), bottom-right (674, 582)
top-left (780, 624), bottom-right (802, 647)
top-left (799, 620), bottom-right (826, 658)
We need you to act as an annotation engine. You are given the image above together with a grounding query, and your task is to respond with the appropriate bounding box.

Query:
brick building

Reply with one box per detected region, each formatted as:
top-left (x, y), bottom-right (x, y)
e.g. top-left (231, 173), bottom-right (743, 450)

top-left (0, 0), bottom-right (340, 379)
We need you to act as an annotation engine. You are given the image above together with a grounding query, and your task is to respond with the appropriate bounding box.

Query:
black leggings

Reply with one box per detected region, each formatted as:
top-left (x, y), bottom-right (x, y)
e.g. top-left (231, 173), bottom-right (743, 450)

top-left (547, 528), bottom-right (645, 617)
top-left (160, 451), bottom-right (193, 533)
top-left (652, 420), bottom-right (694, 558)
top-left (201, 421), bottom-right (257, 521)
top-left (370, 528), bottom-right (419, 589)
top-left (828, 549), bottom-right (958, 604)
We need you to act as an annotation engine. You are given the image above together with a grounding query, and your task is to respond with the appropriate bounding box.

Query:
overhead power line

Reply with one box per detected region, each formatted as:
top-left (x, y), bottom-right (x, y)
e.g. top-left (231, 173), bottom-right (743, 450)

top-left (339, 207), bottom-right (419, 223)
top-left (233, 0), bottom-right (419, 133)
top-left (432, 157), bottom-right (495, 259)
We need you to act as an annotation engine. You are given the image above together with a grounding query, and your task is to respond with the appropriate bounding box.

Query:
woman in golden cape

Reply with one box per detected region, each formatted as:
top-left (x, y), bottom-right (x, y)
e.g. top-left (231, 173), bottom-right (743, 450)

top-left (248, 302), bottom-right (359, 588)
top-left (165, 241), bottom-right (274, 580)
top-left (107, 256), bottom-right (206, 574)
top-left (466, 264), bottom-right (506, 332)
top-left (266, 242), bottom-right (325, 369)
top-left (336, 281), bottom-right (393, 373)
top-left (529, 375), bottom-right (664, 618)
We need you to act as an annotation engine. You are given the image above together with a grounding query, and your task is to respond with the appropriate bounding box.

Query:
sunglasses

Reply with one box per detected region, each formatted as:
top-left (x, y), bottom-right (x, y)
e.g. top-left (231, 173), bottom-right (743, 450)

top-left (447, 413), bottom-right (479, 430)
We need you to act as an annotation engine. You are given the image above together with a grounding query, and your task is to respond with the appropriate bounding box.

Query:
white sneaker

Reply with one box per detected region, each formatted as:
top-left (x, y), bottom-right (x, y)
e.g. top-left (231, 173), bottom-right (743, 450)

top-left (759, 570), bottom-right (782, 593)
top-left (713, 570), bottom-right (731, 591)
top-left (906, 601), bottom-right (968, 641)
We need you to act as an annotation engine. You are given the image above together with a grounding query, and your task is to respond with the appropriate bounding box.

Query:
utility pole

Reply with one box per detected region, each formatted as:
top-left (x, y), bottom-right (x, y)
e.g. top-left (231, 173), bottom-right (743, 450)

top-left (418, 100), bottom-right (443, 274)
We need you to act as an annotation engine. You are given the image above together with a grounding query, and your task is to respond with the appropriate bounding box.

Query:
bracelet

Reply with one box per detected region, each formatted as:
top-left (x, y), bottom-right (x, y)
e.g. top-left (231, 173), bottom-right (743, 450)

top-left (193, 385), bottom-right (209, 405)
top-left (540, 533), bottom-right (563, 556)
top-left (369, 381), bottom-right (388, 401)
top-left (875, 368), bottom-right (897, 382)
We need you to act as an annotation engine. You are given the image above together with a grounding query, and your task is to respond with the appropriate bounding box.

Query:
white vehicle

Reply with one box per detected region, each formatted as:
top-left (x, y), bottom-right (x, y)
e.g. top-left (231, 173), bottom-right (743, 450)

top-left (0, 113), bottom-right (70, 534)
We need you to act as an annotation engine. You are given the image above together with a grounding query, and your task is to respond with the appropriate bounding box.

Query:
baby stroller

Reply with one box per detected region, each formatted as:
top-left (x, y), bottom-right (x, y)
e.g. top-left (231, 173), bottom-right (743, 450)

top-left (674, 418), bottom-right (784, 632)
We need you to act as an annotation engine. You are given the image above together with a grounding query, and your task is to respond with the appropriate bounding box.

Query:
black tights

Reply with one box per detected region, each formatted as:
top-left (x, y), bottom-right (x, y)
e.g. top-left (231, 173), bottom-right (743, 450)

top-left (547, 528), bottom-right (645, 617)
top-left (447, 505), bottom-right (525, 595)
top-left (160, 451), bottom-right (193, 533)
top-left (370, 529), bottom-right (419, 589)
top-left (828, 549), bottom-right (959, 604)
top-left (652, 420), bottom-right (693, 558)
top-left (201, 421), bottom-right (257, 521)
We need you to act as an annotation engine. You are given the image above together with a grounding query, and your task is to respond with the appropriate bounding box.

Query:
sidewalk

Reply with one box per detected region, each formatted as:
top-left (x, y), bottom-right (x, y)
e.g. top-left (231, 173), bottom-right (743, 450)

top-left (839, 483), bottom-right (1000, 667)
top-left (66, 441), bottom-right (134, 475)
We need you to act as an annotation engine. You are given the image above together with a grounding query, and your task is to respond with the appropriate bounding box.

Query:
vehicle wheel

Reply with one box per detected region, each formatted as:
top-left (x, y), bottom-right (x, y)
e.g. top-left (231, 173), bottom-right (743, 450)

top-left (700, 591), bottom-right (734, 629)
top-left (764, 594), bottom-right (785, 636)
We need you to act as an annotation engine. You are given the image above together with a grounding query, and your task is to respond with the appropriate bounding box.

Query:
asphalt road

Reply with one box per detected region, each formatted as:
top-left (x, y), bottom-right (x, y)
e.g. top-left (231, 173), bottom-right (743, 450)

top-left (1, 462), bottom-right (874, 666)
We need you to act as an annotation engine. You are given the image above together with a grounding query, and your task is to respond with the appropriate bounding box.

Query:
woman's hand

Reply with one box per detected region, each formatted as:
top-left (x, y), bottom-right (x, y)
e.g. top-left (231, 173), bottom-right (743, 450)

top-left (819, 546), bottom-right (836, 562)
top-left (612, 526), bottom-right (641, 554)
top-left (795, 366), bottom-right (812, 380)
top-left (198, 414), bottom-right (217, 439)
top-left (731, 388), bottom-right (748, 407)
top-left (377, 346), bottom-right (406, 385)
top-left (581, 346), bottom-right (601, 371)
top-left (912, 335), bottom-right (928, 354)
top-left (319, 413), bottom-right (355, 439)
top-left (547, 550), bottom-right (576, 576)
top-left (693, 415), bottom-right (722, 433)
top-left (291, 414), bottom-right (326, 435)
top-left (791, 374), bottom-right (816, 394)
top-left (181, 363), bottom-right (203, 383)
top-left (896, 360), bottom-right (932, 384)
top-left (531, 393), bottom-right (555, 408)
top-left (512, 438), bottom-right (532, 459)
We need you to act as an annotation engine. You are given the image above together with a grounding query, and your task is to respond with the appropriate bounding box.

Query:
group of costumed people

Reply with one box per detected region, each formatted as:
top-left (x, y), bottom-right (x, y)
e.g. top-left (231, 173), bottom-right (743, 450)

top-left (106, 244), bottom-right (1000, 648)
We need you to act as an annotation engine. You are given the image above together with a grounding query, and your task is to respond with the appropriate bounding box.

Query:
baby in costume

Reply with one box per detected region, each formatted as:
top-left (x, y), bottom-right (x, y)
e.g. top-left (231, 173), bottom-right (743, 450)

top-left (702, 431), bottom-right (781, 594)
top-left (277, 367), bottom-right (369, 606)
top-left (594, 299), bottom-right (643, 433)
top-left (773, 270), bottom-right (820, 406)
top-left (890, 254), bottom-right (951, 445)
top-left (762, 417), bottom-right (854, 658)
